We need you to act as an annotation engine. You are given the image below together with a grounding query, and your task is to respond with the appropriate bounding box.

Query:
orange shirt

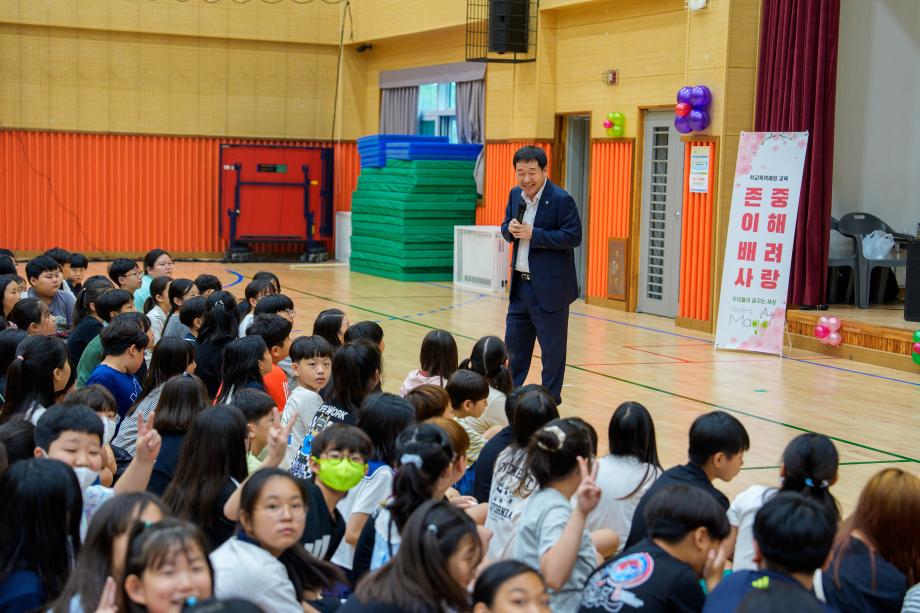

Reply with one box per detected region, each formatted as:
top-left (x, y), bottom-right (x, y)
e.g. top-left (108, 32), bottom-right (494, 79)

top-left (262, 364), bottom-right (290, 411)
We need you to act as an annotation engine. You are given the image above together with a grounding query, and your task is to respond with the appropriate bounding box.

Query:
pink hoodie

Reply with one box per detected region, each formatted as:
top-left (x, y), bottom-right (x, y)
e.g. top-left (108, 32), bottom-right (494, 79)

top-left (399, 369), bottom-right (447, 397)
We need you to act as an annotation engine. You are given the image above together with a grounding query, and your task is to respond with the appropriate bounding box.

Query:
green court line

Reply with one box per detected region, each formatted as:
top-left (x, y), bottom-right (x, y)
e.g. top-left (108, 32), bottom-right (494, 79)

top-left (741, 459), bottom-right (913, 472)
top-left (248, 271), bottom-right (920, 465)
top-left (566, 363), bottom-right (919, 464)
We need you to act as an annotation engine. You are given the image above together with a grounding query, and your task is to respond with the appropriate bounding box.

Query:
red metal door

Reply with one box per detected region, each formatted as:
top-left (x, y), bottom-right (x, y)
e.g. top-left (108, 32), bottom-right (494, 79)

top-left (219, 145), bottom-right (326, 246)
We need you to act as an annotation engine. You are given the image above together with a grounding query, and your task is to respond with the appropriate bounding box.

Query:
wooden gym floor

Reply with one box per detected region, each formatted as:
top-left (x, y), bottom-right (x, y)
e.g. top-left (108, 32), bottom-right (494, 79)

top-left (84, 261), bottom-right (920, 516)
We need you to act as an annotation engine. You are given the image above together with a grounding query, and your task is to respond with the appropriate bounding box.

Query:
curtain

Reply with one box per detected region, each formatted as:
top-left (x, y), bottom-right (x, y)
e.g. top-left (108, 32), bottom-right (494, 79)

top-left (379, 86), bottom-right (419, 134)
top-left (456, 80), bottom-right (484, 144)
top-left (755, 0), bottom-right (841, 307)
top-left (456, 79), bottom-right (485, 195)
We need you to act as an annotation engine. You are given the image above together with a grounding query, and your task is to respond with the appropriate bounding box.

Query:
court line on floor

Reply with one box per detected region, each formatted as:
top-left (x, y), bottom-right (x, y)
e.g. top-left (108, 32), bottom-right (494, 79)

top-left (231, 270), bottom-right (918, 465)
top-left (223, 269), bottom-right (244, 289)
top-left (424, 281), bottom-right (920, 388)
top-left (741, 459), bottom-right (913, 472)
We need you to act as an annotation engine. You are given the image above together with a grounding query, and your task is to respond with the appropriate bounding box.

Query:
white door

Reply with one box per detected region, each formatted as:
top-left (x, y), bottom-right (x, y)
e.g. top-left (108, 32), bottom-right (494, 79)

top-left (638, 112), bottom-right (684, 317)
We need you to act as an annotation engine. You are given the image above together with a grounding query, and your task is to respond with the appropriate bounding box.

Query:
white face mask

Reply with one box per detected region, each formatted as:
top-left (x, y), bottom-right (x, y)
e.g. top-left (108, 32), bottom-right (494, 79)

top-left (73, 466), bottom-right (100, 491)
top-left (101, 416), bottom-right (118, 445)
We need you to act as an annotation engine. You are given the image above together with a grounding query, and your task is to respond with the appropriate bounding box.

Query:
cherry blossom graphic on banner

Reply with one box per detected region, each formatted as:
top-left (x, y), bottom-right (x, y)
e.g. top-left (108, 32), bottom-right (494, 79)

top-left (715, 132), bottom-right (809, 355)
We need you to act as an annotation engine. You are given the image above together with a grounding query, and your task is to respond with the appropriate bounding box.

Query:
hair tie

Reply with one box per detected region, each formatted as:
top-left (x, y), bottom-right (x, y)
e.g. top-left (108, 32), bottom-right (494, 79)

top-left (426, 523), bottom-right (439, 535)
top-left (804, 478), bottom-right (829, 489)
top-left (537, 425), bottom-right (566, 452)
top-left (14, 355), bottom-right (23, 361)
top-left (400, 453), bottom-right (423, 469)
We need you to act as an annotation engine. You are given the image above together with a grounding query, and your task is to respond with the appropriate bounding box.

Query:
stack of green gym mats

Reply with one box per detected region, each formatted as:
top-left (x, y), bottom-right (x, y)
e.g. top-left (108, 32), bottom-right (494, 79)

top-left (350, 158), bottom-right (479, 281)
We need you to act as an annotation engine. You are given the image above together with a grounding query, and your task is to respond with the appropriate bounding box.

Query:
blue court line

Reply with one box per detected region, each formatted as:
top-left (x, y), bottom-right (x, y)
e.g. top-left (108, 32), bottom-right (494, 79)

top-left (223, 269), bottom-right (244, 289)
top-left (425, 282), bottom-right (920, 388)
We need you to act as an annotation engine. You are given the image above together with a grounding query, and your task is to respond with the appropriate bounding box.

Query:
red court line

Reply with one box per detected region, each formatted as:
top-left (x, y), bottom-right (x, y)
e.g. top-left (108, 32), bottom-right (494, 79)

top-left (624, 346), bottom-right (692, 362)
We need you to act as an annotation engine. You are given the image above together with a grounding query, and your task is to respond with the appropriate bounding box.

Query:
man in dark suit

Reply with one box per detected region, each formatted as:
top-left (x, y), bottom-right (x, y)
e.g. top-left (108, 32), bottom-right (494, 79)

top-left (501, 145), bottom-right (582, 404)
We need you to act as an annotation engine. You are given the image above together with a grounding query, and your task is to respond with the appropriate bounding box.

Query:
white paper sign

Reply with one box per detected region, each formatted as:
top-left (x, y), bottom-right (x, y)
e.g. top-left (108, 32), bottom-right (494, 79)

top-left (689, 146), bottom-right (710, 193)
top-left (714, 132), bottom-right (809, 355)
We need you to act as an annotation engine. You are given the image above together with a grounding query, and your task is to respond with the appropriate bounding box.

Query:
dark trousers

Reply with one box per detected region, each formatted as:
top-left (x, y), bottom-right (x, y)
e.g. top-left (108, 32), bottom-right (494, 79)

top-left (504, 273), bottom-right (569, 403)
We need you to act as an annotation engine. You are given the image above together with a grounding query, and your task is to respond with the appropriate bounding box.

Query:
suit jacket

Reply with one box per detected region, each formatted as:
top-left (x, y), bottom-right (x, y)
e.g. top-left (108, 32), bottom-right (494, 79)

top-left (500, 179), bottom-right (582, 312)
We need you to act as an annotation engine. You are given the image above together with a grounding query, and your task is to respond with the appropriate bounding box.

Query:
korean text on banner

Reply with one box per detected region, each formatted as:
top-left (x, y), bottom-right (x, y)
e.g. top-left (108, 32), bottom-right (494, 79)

top-left (714, 132), bottom-right (809, 355)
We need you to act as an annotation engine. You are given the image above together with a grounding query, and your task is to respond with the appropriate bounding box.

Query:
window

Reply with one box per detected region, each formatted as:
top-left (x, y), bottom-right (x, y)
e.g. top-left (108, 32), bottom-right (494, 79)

top-left (418, 82), bottom-right (457, 143)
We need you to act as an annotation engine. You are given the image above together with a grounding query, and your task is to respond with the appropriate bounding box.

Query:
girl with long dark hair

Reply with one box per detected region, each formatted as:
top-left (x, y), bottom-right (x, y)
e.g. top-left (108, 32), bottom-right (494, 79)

top-left (214, 335), bottom-right (271, 404)
top-left (585, 401), bottom-right (662, 555)
top-left (161, 278), bottom-right (199, 340)
top-left (163, 406), bottom-right (249, 550)
top-left (0, 334), bottom-right (70, 424)
top-left (210, 468), bottom-right (344, 612)
top-left (341, 500), bottom-right (484, 613)
top-left (194, 291), bottom-right (240, 398)
top-left (459, 335), bottom-right (513, 436)
top-left (49, 492), bottom-right (166, 613)
top-left (0, 459), bottom-right (83, 610)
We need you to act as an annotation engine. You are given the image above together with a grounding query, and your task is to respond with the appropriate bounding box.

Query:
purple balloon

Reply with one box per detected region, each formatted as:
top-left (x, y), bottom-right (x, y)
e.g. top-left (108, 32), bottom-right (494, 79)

top-left (688, 109), bottom-right (710, 132)
top-left (677, 87), bottom-right (693, 104)
top-left (690, 85), bottom-right (712, 108)
top-left (674, 114), bottom-right (693, 134)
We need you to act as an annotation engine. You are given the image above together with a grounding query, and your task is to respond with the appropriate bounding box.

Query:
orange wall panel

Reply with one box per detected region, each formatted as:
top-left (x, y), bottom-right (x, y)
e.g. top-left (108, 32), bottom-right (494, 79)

top-left (479, 141), bottom-right (552, 227)
top-left (0, 130), bottom-right (360, 255)
top-left (677, 141), bottom-right (716, 321)
top-left (586, 141), bottom-right (633, 299)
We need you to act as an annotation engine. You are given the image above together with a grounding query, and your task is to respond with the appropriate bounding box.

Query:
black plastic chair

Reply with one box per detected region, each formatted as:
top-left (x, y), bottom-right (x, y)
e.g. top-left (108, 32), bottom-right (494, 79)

top-left (827, 217), bottom-right (857, 306)
top-left (837, 213), bottom-right (910, 308)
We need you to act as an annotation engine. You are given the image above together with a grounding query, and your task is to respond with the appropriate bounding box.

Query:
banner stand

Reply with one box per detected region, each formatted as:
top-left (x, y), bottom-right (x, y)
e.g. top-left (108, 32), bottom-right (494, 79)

top-left (714, 131), bottom-right (810, 356)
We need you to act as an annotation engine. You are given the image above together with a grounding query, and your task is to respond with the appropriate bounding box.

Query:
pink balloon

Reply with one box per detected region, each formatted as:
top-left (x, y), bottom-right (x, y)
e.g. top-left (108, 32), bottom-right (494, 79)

top-left (603, 119), bottom-right (613, 129)
top-left (826, 316), bottom-right (841, 332)
top-left (826, 331), bottom-right (842, 347)
top-left (813, 325), bottom-right (829, 339)
top-left (817, 315), bottom-right (830, 327)
top-left (912, 342), bottom-right (920, 355)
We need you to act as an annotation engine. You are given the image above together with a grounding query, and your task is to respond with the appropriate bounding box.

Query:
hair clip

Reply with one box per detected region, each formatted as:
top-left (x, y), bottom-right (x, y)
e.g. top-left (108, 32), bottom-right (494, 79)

top-left (804, 478), bottom-right (829, 489)
top-left (14, 355), bottom-right (23, 361)
top-left (400, 453), bottom-right (423, 468)
top-left (214, 300), bottom-right (225, 309)
top-left (426, 523), bottom-right (439, 535)
top-left (537, 425), bottom-right (566, 452)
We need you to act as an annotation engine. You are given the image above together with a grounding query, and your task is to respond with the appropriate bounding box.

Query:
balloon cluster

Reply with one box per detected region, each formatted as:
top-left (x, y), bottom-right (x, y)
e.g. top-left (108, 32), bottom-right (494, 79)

top-left (603, 112), bottom-right (625, 137)
top-left (813, 316), bottom-right (843, 348)
top-left (674, 85), bottom-right (712, 134)
top-left (912, 330), bottom-right (920, 366)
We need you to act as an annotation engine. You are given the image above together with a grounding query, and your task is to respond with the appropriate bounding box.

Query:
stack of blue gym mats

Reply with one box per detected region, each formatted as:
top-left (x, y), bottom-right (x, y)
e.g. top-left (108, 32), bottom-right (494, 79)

top-left (356, 134), bottom-right (449, 169)
top-left (350, 134), bottom-right (483, 282)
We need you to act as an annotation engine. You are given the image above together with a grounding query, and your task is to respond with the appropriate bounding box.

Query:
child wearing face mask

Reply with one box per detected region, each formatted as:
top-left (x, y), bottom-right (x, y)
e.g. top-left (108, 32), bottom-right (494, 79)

top-left (210, 469), bottom-right (345, 612)
top-left (33, 404), bottom-right (162, 538)
top-left (303, 425), bottom-right (372, 562)
top-left (62, 385), bottom-right (121, 486)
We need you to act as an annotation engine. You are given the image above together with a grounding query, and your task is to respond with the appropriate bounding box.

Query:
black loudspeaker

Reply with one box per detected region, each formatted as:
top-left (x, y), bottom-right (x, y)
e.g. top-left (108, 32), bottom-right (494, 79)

top-left (905, 239), bottom-right (920, 322)
top-left (489, 0), bottom-right (529, 54)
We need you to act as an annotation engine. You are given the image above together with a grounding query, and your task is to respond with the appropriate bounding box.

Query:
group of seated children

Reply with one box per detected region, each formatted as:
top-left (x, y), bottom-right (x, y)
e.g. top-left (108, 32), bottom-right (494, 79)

top-left (0, 245), bottom-right (918, 613)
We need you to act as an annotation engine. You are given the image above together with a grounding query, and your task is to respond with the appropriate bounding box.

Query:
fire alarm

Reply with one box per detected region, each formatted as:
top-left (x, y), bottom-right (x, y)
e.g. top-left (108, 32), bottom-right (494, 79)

top-left (606, 69), bottom-right (619, 85)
